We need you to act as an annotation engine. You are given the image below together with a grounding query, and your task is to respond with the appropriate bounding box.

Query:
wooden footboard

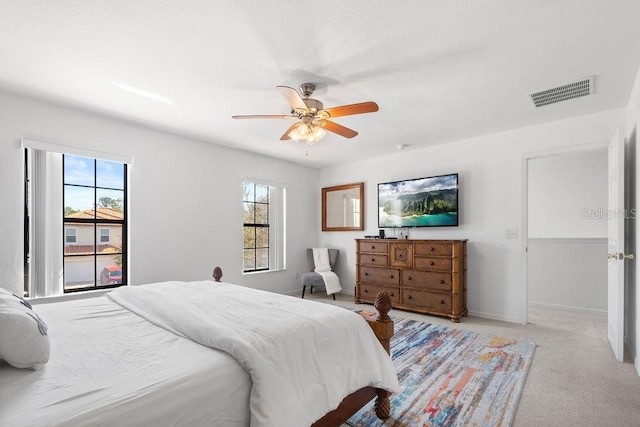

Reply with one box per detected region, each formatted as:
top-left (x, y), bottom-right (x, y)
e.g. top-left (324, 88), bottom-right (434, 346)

top-left (212, 267), bottom-right (394, 426)
top-left (311, 291), bottom-right (394, 426)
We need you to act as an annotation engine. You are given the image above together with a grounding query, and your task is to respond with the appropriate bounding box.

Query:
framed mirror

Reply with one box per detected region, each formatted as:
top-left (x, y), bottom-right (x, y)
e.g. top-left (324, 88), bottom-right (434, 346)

top-left (322, 182), bottom-right (364, 231)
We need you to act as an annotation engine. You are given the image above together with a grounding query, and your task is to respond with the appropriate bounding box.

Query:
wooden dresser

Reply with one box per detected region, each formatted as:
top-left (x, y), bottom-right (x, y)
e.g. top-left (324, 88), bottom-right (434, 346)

top-left (355, 239), bottom-right (468, 322)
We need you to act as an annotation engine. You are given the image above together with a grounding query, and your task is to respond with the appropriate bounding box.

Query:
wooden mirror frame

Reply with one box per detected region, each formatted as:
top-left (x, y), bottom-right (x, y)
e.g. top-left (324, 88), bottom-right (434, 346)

top-left (322, 182), bottom-right (365, 232)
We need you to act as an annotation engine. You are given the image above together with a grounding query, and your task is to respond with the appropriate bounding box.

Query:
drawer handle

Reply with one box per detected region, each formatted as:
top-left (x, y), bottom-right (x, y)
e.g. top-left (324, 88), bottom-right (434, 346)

top-left (364, 289), bottom-right (369, 293)
top-left (408, 276), bottom-right (412, 281)
top-left (364, 272), bottom-right (369, 276)
top-left (440, 299), bottom-right (445, 304)
top-left (390, 275), bottom-right (394, 279)
top-left (430, 247), bottom-right (435, 252)
top-left (439, 280), bottom-right (445, 284)
top-left (371, 258), bottom-right (375, 262)
top-left (371, 245), bottom-right (375, 249)
top-left (399, 254), bottom-right (404, 259)
top-left (408, 295), bottom-right (413, 300)
top-left (430, 261), bottom-right (435, 266)
top-left (390, 293), bottom-right (395, 297)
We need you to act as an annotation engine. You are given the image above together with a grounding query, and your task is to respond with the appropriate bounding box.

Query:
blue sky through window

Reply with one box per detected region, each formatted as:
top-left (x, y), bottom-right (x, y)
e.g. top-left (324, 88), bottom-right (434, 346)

top-left (64, 155), bottom-right (125, 211)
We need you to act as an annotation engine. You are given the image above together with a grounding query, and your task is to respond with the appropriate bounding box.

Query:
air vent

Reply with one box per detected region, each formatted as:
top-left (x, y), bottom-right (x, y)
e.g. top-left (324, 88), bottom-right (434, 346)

top-left (529, 76), bottom-right (594, 107)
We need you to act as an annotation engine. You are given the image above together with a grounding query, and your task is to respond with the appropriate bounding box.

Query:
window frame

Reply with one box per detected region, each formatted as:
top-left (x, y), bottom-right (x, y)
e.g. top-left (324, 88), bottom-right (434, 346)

top-left (242, 179), bottom-right (286, 274)
top-left (243, 182), bottom-right (270, 273)
top-left (62, 155), bottom-right (128, 293)
top-left (22, 138), bottom-right (133, 299)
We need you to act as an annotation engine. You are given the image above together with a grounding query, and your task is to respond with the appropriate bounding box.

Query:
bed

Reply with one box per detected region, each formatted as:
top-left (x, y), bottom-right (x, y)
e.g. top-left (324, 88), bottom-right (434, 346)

top-left (0, 267), bottom-right (399, 426)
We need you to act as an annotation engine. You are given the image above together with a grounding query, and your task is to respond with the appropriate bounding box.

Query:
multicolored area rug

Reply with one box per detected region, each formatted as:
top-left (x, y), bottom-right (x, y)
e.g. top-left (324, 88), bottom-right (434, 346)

top-left (347, 313), bottom-right (535, 427)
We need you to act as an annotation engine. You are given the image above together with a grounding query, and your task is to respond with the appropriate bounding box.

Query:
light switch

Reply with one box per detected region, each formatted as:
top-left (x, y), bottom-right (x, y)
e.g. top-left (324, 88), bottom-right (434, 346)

top-left (506, 229), bottom-right (519, 239)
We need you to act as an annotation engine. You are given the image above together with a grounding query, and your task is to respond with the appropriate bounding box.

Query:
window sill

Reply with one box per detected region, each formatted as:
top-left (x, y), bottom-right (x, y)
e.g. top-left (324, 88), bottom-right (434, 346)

top-left (29, 288), bottom-right (112, 305)
top-left (242, 268), bottom-right (286, 276)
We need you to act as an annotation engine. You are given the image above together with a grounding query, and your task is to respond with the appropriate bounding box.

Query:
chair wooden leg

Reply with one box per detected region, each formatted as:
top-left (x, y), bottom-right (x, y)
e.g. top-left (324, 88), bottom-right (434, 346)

top-left (332, 294), bottom-right (336, 301)
top-left (301, 286), bottom-right (306, 299)
top-left (310, 286), bottom-right (313, 294)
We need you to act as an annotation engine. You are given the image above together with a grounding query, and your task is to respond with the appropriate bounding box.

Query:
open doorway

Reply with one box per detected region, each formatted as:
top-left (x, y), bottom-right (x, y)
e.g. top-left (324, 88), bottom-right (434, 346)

top-left (522, 143), bottom-right (609, 326)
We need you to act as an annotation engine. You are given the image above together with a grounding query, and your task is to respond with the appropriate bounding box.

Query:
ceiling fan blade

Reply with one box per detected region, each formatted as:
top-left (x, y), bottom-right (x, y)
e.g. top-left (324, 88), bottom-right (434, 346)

top-left (323, 101), bottom-right (379, 118)
top-left (232, 114), bottom-right (296, 119)
top-left (317, 120), bottom-right (358, 139)
top-left (276, 86), bottom-right (308, 111)
top-left (280, 122), bottom-right (301, 140)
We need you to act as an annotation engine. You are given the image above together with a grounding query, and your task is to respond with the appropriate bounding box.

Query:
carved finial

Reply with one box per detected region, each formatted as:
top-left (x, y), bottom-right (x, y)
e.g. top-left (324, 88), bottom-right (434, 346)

top-left (212, 266), bottom-right (223, 282)
top-left (374, 291), bottom-right (392, 322)
top-left (374, 390), bottom-right (391, 419)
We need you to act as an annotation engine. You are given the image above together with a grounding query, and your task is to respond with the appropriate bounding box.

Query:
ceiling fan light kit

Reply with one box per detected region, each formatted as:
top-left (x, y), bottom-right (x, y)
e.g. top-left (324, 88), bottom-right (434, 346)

top-left (288, 122), bottom-right (327, 145)
top-left (232, 82), bottom-right (379, 145)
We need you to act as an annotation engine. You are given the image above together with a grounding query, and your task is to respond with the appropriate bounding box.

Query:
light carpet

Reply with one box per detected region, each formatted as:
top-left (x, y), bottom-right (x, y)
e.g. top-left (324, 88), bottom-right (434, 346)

top-left (347, 311), bottom-right (535, 426)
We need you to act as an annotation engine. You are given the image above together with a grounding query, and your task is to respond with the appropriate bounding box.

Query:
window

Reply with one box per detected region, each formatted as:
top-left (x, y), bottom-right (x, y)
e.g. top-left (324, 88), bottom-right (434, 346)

top-left (350, 196), bottom-right (361, 228)
top-left (243, 180), bottom-right (286, 273)
top-left (243, 182), bottom-right (269, 272)
top-left (63, 155), bottom-right (127, 292)
top-left (65, 227), bottom-right (77, 243)
top-left (23, 138), bottom-right (131, 298)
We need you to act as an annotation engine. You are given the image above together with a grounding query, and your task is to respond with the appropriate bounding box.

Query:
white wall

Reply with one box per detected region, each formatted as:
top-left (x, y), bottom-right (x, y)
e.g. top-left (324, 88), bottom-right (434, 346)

top-left (0, 91), bottom-right (319, 296)
top-left (528, 150), bottom-right (608, 238)
top-left (527, 238), bottom-right (607, 311)
top-left (319, 108), bottom-right (625, 323)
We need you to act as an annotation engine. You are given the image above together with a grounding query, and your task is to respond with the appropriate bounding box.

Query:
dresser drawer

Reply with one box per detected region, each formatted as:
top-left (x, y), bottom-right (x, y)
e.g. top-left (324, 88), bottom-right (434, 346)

top-left (401, 270), bottom-right (451, 291)
top-left (358, 284), bottom-right (400, 304)
top-left (415, 256), bottom-right (452, 272)
top-left (414, 242), bottom-right (452, 257)
top-left (402, 290), bottom-right (451, 313)
top-left (359, 254), bottom-right (388, 267)
top-left (389, 242), bottom-right (413, 268)
top-left (360, 266), bottom-right (400, 286)
top-left (359, 241), bottom-right (389, 253)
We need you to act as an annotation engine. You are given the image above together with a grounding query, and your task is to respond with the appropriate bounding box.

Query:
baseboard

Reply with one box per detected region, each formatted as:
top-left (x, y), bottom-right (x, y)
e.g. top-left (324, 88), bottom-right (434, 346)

top-left (282, 289), bottom-right (355, 298)
top-left (528, 301), bottom-right (607, 314)
top-left (467, 310), bottom-right (520, 324)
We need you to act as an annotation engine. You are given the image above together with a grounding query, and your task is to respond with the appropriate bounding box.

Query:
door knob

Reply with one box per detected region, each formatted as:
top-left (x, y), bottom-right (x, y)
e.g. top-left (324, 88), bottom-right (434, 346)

top-left (608, 253), bottom-right (635, 260)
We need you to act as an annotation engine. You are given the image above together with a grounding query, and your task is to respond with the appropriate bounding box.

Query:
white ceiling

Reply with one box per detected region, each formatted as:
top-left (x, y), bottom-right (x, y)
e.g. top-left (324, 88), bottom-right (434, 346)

top-left (2, 1), bottom-right (640, 168)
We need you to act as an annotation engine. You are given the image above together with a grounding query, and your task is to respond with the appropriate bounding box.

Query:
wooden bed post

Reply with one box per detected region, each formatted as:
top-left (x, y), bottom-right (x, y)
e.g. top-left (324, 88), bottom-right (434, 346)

top-left (311, 290), bottom-right (395, 426)
top-left (370, 291), bottom-right (393, 420)
top-left (212, 266), bottom-right (223, 282)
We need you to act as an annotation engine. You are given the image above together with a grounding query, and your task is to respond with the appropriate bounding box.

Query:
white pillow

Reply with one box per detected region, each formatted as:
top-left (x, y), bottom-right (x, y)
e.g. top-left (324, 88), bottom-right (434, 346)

top-left (0, 288), bottom-right (32, 309)
top-left (0, 288), bottom-right (50, 370)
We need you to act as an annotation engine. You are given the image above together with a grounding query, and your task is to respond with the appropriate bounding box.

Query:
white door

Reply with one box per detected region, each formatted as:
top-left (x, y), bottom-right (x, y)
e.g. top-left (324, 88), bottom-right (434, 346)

top-left (607, 129), bottom-right (625, 362)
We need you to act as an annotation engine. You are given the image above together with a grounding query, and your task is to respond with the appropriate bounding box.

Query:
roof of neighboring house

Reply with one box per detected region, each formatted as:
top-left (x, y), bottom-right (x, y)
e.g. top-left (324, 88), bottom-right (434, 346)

top-left (64, 244), bottom-right (121, 255)
top-left (66, 207), bottom-right (124, 220)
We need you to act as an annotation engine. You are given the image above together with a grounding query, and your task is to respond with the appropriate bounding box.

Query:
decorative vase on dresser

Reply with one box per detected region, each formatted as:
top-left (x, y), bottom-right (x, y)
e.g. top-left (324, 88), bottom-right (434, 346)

top-left (355, 239), bottom-right (468, 322)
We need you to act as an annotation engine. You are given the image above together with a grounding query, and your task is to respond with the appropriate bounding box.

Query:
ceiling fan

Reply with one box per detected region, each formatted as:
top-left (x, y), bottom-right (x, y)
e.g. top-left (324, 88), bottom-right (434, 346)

top-left (232, 83), bottom-right (379, 144)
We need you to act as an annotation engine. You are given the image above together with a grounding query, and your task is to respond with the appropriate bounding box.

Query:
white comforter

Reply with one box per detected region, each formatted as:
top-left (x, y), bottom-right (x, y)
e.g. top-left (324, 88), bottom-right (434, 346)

top-left (107, 281), bottom-right (400, 427)
top-left (0, 297), bottom-right (251, 427)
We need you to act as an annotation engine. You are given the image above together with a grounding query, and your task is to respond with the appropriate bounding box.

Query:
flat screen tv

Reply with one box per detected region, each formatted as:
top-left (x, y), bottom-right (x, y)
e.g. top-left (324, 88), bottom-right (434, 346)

top-left (378, 173), bottom-right (458, 228)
